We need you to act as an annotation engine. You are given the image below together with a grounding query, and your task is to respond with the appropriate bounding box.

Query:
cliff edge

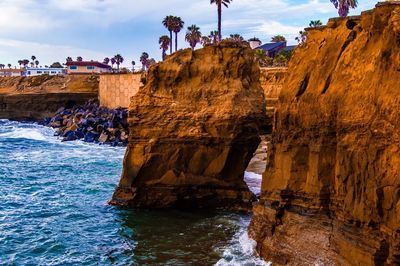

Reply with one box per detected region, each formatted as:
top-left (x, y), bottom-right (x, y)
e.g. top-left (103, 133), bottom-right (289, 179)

top-left (249, 2), bottom-right (400, 265)
top-left (111, 42), bottom-right (267, 210)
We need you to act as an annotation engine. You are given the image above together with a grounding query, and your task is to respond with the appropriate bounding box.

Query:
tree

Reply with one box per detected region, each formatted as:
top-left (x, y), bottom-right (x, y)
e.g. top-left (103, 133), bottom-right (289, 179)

top-left (295, 30), bottom-right (308, 45)
top-left (18, 60), bottom-right (23, 68)
top-left (229, 33), bottom-right (244, 42)
top-left (50, 62), bottom-right (63, 68)
top-left (309, 20), bottom-right (323, 27)
top-left (201, 36), bottom-right (212, 46)
top-left (23, 59), bottom-right (29, 67)
top-left (0, 64), bottom-right (5, 69)
top-left (185, 25), bottom-right (202, 50)
top-left (7, 64), bottom-right (11, 69)
top-left (66, 57), bottom-right (73, 63)
top-left (76, 56), bottom-right (83, 62)
top-left (159, 35), bottom-right (170, 60)
top-left (131, 61), bottom-right (136, 72)
top-left (31, 55), bottom-right (36, 65)
top-left (35, 60), bottom-right (39, 67)
top-left (273, 54), bottom-right (288, 67)
top-left (113, 54), bottom-right (124, 72)
top-left (330, 0), bottom-right (357, 17)
top-left (103, 57), bottom-right (110, 65)
top-left (210, 0), bottom-right (232, 42)
top-left (110, 58), bottom-right (116, 68)
top-left (148, 58), bottom-right (156, 68)
top-left (163, 15), bottom-right (175, 54)
top-left (30, 62), bottom-right (34, 68)
top-left (172, 16), bottom-right (184, 52)
top-left (209, 30), bottom-right (219, 44)
top-left (255, 49), bottom-right (272, 67)
top-left (271, 35), bottom-right (286, 42)
top-left (140, 52), bottom-right (149, 71)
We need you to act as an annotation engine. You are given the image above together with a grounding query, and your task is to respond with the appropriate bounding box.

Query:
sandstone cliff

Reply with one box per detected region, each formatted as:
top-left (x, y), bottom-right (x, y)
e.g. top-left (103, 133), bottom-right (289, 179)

top-left (0, 75), bottom-right (98, 121)
top-left (249, 2), bottom-right (400, 265)
top-left (111, 42), bottom-right (267, 210)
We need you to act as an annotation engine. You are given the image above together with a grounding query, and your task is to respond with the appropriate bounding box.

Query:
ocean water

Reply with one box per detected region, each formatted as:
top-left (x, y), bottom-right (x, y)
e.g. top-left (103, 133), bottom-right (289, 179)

top-left (0, 120), bottom-right (269, 266)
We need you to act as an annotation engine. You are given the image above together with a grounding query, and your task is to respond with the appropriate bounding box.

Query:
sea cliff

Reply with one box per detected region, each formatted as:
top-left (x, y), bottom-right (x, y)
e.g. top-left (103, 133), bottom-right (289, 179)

top-left (249, 2), bottom-right (400, 265)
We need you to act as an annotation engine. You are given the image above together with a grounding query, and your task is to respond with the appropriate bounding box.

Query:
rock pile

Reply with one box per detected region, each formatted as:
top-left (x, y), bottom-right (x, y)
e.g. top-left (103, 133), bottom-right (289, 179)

top-left (40, 99), bottom-right (128, 146)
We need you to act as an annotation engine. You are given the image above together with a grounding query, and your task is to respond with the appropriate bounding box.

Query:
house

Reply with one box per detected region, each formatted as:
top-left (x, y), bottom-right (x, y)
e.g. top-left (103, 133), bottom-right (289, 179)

top-left (0, 69), bottom-right (24, 77)
top-left (257, 42), bottom-right (288, 58)
top-left (66, 61), bottom-right (111, 74)
top-left (25, 67), bottom-right (65, 77)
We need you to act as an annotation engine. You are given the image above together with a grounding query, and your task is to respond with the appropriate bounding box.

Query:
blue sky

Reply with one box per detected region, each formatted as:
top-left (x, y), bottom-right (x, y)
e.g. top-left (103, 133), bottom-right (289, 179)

top-left (0, 0), bottom-right (377, 68)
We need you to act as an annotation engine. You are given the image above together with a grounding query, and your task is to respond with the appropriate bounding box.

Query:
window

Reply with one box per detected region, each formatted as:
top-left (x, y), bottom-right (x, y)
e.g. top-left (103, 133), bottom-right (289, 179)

top-left (27, 71), bottom-right (31, 75)
top-left (51, 71), bottom-right (56, 74)
top-left (44, 71), bottom-right (49, 74)
top-left (87, 66), bottom-right (95, 70)
top-left (37, 71), bottom-right (42, 74)
top-left (70, 66), bottom-right (77, 70)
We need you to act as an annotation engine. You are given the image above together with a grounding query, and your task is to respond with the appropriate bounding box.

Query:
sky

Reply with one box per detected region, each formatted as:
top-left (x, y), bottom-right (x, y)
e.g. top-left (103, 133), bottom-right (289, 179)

top-left (0, 0), bottom-right (377, 68)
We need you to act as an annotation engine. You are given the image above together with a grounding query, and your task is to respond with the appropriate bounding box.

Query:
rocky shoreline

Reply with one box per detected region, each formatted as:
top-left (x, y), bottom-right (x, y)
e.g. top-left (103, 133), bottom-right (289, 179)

top-left (40, 100), bottom-right (129, 146)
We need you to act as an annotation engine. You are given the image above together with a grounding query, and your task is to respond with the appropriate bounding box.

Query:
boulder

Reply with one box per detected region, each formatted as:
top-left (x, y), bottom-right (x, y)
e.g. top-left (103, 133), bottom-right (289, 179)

top-left (110, 43), bottom-right (267, 210)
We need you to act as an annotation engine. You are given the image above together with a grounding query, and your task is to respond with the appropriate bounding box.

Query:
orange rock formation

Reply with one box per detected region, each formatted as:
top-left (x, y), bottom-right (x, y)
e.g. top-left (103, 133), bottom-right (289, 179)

top-left (249, 2), bottom-right (400, 265)
top-left (111, 42), bottom-right (267, 210)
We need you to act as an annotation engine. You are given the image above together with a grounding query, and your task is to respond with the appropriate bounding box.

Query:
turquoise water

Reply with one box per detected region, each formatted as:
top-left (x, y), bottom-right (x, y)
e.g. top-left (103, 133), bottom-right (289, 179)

top-left (0, 120), bottom-right (269, 265)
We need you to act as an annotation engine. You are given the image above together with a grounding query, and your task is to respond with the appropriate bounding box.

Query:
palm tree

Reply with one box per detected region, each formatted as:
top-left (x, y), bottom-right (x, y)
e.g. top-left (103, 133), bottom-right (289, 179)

top-left (185, 25), bottom-right (202, 50)
top-left (172, 16), bottom-right (184, 52)
top-left (309, 20), bottom-right (323, 28)
top-left (209, 30), bottom-right (219, 44)
top-left (7, 64), bottom-right (11, 69)
top-left (229, 34), bottom-right (244, 42)
top-left (163, 16), bottom-right (176, 54)
top-left (76, 56), bottom-right (83, 62)
top-left (31, 55), bottom-right (36, 65)
top-left (110, 58), bottom-right (116, 69)
top-left (330, 0), bottom-right (357, 17)
top-left (113, 54), bottom-right (124, 72)
top-left (0, 64), bottom-right (5, 69)
top-left (159, 35), bottom-right (170, 60)
top-left (103, 57), bottom-right (110, 65)
top-left (30, 62), bottom-right (34, 68)
top-left (131, 61), bottom-right (136, 72)
top-left (23, 59), bottom-right (29, 67)
top-left (210, 0), bottom-right (232, 42)
top-left (66, 57), bottom-right (73, 62)
top-left (271, 35), bottom-right (286, 42)
top-left (18, 60), bottom-right (23, 68)
top-left (35, 60), bottom-right (39, 67)
top-left (140, 52), bottom-right (149, 71)
top-left (201, 36), bottom-right (212, 46)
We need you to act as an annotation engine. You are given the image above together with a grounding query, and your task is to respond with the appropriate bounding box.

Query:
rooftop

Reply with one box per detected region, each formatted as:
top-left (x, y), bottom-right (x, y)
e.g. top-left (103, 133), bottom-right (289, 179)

top-left (66, 61), bottom-right (111, 69)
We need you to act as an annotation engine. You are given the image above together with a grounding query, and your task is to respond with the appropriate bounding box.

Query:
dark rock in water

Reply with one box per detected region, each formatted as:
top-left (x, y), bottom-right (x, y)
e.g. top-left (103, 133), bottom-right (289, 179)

top-left (42, 99), bottom-right (129, 146)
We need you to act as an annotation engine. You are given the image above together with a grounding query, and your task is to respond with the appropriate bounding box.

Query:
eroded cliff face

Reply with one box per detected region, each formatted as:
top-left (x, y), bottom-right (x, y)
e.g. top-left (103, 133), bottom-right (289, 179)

top-left (111, 42), bottom-right (267, 210)
top-left (0, 75), bottom-right (98, 121)
top-left (249, 2), bottom-right (400, 265)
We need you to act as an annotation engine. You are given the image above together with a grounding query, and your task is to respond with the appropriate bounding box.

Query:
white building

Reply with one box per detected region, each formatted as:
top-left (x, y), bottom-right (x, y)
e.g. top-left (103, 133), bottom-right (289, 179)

top-left (0, 69), bottom-right (24, 77)
top-left (66, 61), bottom-right (111, 74)
top-left (25, 67), bottom-right (65, 76)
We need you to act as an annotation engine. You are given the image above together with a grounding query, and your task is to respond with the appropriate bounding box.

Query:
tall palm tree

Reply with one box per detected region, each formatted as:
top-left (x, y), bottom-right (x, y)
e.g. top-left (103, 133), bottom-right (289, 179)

top-left (76, 56), bottom-right (83, 62)
top-left (31, 55), bottom-right (36, 65)
top-left (159, 35), bottom-right (170, 60)
top-left (110, 58), bottom-right (116, 69)
top-left (309, 20), bottom-right (323, 27)
top-left (163, 16), bottom-right (175, 54)
top-left (209, 30), bottom-right (219, 44)
top-left (140, 52), bottom-right (149, 71)
top-left (172, 16), bottom-right (184, 52)
top-left (113, 54), bottom-right (124, 72)
top-left (330, 0), bottom-right (357, 17)
top-left (103, 57), bottom-right (110, 65)
top-left (271, 35), bottom-right (286, 42)
top-left (185, 25), bottom-right (202, 50)
top-left (210, 0), bottom-right (232, 42)
top-left (35, 60), bottom-right (39, 67)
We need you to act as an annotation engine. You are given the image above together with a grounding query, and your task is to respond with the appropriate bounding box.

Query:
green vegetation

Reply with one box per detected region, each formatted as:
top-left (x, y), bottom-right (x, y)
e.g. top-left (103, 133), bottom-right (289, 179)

top-left (185, 25), bottom-right (202, 50)
top-left (159, 35), bottom-right (171, 60)
top-left (271, 35), bottom-right (286, 42)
